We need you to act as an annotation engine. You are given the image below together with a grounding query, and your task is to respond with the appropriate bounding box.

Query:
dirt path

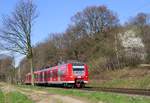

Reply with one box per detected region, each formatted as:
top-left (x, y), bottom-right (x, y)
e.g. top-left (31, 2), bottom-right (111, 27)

top-left (17, 87), bottom-right (86, 103)
top-left (0, 83), bottom-right (87, 103)
top-left (0, 82), bottom-right (16, 93)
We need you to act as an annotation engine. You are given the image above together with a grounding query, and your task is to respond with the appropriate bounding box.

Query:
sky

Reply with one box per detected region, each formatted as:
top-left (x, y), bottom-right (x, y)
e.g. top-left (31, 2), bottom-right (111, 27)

top-left (0, 0), bottom-right (150, 66)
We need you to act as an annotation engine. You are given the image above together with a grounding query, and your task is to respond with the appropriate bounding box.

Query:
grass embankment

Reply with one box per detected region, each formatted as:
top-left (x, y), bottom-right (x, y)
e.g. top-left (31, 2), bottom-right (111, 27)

top-left (0, 90), bottom-right (5, 103)
top-left (0, 88), bottom-right (33, 103)
top-left (89, 67), bottom-right (150, 89)
top-left (100, 76), bottom-right (150, 89)
top-left (5, 91), bottom-right (33, 103)
top-left (18, 85), bottom-right (150, 103)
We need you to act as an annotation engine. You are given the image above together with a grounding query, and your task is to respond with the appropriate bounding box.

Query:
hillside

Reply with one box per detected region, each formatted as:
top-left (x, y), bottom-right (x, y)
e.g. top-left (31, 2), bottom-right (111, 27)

top-left (89, 65), bottom-right (150, 89)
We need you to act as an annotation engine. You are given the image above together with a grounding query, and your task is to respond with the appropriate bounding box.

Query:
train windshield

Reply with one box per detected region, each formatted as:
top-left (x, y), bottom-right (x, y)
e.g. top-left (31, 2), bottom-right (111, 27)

top-left (73, 66), bottom-right (84, 71)
top-left (72, 65), bottom-right (84, 75)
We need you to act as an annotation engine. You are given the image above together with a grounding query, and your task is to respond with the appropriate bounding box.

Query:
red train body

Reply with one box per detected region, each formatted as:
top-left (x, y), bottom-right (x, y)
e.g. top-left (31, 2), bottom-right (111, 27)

top-left (25, 62), bottom-right (88, 87)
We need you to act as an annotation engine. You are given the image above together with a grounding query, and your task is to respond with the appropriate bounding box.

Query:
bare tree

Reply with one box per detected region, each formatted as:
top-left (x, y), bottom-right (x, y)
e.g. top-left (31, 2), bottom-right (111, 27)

top-left (71, 5), bottom-right (119, 37)
top-left (0, 0), bottom-right (38, 85)
top-left (0, 55), bottom-right (14, 83)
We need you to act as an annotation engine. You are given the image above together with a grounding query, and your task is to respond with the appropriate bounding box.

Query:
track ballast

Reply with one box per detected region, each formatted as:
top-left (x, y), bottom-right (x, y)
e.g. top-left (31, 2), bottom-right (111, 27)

top-left (82, 87), bottom-right (150, 96)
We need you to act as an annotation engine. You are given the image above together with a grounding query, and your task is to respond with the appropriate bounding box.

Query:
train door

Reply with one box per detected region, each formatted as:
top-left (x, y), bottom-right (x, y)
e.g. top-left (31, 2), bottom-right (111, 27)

top-left (53, 68), bottom-right (58, 81)
top-left (52, 68), bottom-right (55, 82)
top-left (57, 66), bottom-right (60, 82)
top-left (66, 63), bottom-right (74, 81)
top-left (55, 66), bottom-right (58, 81)
top-left (42, 71), bottom-right (44, 83)
top-left (40, 72), bottom-right (43, 83)
top-left (60, 65), bottom-right (67, 82)
top-left (47, 70), bottom-right (50, 82)
top-left (44, 71), bottom-right (47, 83)
top-left (38, 72), bottom-right (40, 83)
top-left (50, 70), bottom-right (52, 82)
top-left (34, 73), bottom-right (37, 83)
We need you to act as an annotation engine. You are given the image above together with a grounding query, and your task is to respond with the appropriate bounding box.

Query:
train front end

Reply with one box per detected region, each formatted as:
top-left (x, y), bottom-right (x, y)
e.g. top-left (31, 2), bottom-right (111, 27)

top-left (71, 62), bottom-right (88, 88)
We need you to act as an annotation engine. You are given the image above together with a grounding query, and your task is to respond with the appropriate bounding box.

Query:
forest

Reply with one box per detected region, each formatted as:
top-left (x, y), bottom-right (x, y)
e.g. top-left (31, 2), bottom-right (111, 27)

top-left (0, 1), bottom-right (150, 83)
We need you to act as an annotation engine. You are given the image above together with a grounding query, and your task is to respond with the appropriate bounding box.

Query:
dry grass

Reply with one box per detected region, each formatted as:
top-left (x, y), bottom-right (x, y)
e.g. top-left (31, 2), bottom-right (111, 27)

top-left (89, 67), bottom-right (150, 89)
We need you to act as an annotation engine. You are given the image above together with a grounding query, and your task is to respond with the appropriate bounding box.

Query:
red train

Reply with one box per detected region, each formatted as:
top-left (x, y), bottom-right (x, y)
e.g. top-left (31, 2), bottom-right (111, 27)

top-left (25, 62), bottom-right (88, 88)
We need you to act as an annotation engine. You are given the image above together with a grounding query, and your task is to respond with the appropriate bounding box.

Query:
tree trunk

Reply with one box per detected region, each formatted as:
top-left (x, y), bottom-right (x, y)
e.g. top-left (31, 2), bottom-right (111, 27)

top-left (18, 67), bottom-right (21, 84)
top-left (29, 57), bottom-right (34, 86)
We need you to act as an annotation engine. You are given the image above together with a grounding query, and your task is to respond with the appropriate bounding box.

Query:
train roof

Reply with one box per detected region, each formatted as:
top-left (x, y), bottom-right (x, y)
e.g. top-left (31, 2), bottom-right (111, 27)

top-left (26, 61), bottom-right (86, 75)
top-left (34, 63), bottom-right (68, 72)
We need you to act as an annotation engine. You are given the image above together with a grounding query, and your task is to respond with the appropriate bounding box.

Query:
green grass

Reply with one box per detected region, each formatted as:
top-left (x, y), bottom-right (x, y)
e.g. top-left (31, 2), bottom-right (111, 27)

top-left (0, 89), bottom-right (5, 103)
top-left (5, 91), bottom-right (33, 103)
top-left (89, 75), bottom-right (150, 89)
top-left (18, 85), bottom-right (150, 103)
top-left (47, 88), bottom-right (150, 103)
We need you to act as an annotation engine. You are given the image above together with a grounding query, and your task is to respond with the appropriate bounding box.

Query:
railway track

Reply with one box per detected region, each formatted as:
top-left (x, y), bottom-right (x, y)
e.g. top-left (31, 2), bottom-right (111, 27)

top-left (82, 87), bottom-right (150, 96)
top-left (22, 84), bottom-right (150, 96)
